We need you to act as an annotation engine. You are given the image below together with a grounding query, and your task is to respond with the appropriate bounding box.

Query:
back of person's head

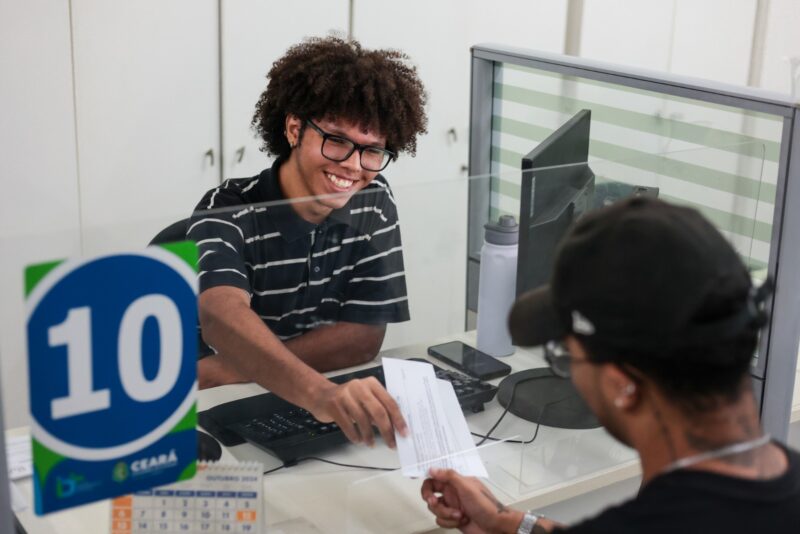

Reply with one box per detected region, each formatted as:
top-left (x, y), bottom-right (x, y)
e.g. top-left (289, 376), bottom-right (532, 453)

top-left (251, 35), bottom-right (427, 161)
top-left (509, 196), bottom-right (771, 413)
top-left (585, 282), bottom-right (759, 413)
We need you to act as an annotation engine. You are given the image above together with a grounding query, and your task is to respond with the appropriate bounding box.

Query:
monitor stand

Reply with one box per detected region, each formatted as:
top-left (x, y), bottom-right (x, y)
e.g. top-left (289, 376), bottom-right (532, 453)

top-left (497, 368), bottom-right (600, 429)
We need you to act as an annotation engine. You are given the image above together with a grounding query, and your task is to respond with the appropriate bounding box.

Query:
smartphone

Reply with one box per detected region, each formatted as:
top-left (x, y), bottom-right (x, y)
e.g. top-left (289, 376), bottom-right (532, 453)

top-left (427, 341), bottom-right (512, 380)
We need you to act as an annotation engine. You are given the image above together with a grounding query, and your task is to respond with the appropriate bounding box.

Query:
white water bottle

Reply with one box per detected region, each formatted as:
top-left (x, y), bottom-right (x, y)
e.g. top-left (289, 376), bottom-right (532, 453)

top-left (476, 215), bottom-right (518, 357)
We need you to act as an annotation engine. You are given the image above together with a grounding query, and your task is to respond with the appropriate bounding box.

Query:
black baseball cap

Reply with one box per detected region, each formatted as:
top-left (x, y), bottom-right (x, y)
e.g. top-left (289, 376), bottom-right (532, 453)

top-left (508, 196), bottom-right (769, 351)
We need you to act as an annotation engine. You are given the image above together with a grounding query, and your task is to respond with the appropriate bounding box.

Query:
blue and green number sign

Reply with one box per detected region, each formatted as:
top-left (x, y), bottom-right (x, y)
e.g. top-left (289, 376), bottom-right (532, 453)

top-left (25, 242), bottom-right (198, 514)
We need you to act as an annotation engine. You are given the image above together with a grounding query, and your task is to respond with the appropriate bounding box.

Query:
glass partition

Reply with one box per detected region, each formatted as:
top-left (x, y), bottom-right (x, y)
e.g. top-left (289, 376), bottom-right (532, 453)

top-left (470, 45), bottom-right (800, 442)
top-left (0, 146), bottom-right (794, 532)
top-left (345, 438), bottom-right (521, 534)
top-left (489, 64), bottom-right (780, 274)
top-left (0, 150), bottom-right (776, 419)
top-left (490, 143), bottom-right (768, 272)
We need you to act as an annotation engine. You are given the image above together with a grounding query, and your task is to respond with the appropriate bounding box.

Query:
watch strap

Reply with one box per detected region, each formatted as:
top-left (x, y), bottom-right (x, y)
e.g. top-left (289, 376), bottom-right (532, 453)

top-left (516, 511), bottom-right (540, 534)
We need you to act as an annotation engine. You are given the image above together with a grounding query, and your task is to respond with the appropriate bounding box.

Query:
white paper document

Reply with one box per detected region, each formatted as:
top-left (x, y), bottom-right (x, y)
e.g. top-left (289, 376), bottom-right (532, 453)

top-left (382, 358), bottom-right (488, 478)
top-left (5, 434), bottom-right (32, 481)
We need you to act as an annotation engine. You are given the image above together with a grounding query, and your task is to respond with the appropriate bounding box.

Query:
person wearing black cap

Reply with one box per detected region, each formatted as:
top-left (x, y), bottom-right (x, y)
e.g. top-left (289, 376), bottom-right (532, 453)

top-left (422, 196), bottom-right (800, 533)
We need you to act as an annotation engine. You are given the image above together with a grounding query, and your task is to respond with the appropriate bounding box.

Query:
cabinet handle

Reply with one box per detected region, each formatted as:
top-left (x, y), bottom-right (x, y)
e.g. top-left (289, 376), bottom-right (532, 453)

top-left (235, 146), bottom-right (245, 163)
top-left (204, 148), bottom-right (215, 167)
top-left (447, 127), bottom-right (458, 143)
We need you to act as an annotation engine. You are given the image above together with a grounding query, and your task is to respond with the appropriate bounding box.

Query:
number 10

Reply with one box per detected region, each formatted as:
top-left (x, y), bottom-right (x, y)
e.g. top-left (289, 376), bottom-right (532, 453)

top-left (48, 295), bottom-right (183, 420)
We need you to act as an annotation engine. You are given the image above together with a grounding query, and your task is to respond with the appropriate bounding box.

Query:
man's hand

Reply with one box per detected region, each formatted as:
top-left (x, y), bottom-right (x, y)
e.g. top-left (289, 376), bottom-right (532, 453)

top-left (199, 286), bottom-right (408, 448)
top-left (421, 469), bottom-right (526, 534)
top-left (310, 376), bottom-right (408, 448)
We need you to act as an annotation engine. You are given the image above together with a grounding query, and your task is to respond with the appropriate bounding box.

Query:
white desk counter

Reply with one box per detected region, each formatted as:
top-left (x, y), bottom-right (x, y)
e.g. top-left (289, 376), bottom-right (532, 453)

top-left (11, 333), bottom-right (644, 533)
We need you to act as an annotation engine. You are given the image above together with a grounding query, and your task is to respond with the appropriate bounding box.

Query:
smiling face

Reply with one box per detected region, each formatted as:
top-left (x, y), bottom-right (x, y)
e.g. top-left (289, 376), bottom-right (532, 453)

top-left (280, 114), bottom-right (387, 223)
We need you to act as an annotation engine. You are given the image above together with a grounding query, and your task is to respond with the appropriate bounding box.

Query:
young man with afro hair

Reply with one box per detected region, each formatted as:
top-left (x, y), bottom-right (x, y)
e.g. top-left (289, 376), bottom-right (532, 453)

top-left (187, 36), bottom-right (428, 449)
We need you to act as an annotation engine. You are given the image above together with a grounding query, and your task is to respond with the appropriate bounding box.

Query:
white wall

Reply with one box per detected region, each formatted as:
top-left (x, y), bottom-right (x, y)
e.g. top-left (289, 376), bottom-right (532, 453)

top-left (71, 0), bottom-right (221, 254)
top-left (669, 0), bottom-right (757, 85)
top-left (466, 0), bottom-right (569, 53)
top-left (579, 0), bottom-right (797, 95)
top-left (580, 0), bottom-right (760, 85)
top-left (759, 0), bottom-right (800, 96)
top-left (581, 0), bottom-right (675, 71)
top-left (221, 0), bottom-right (349, 179)
top-left (354, 0), bottom-right (571, 349)
top-left (0, 0), bottom-right (82, 428)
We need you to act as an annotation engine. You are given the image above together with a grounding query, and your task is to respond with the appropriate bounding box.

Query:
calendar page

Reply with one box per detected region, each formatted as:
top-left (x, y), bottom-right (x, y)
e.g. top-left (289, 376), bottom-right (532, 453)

top-left (111, 462), bottom-right (263, 533)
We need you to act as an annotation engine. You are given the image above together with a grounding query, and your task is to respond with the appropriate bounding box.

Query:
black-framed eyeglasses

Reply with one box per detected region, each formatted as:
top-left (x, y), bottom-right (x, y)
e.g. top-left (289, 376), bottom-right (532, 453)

top-left (305, 120), bottom-right (396, 172)
top-left (544, 341), bottom-right (593, 378)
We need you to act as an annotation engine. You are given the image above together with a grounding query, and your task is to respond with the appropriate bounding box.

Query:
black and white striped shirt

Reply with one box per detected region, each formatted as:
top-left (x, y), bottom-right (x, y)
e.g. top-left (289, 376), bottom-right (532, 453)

top-left (188, 159), bottom-right (409, 351)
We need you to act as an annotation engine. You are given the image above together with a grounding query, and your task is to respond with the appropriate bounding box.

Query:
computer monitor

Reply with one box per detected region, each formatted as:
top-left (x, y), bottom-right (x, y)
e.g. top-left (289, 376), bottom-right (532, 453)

top-left (498, 110), bottom-right (600, 429)
top-left (497, 111), bottom-right (659, 429)
top-left (516, 109), bottom-right (595, 297)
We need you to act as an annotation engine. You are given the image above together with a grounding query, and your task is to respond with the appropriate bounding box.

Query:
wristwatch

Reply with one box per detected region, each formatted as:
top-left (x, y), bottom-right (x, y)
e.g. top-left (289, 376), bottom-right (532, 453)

top-left (516, 510), bottom-right (541, 534)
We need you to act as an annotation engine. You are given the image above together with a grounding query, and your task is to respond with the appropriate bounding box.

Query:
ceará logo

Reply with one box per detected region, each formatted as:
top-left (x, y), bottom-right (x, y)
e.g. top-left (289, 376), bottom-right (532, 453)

top-left (130, 449), bottom-right (178, 475)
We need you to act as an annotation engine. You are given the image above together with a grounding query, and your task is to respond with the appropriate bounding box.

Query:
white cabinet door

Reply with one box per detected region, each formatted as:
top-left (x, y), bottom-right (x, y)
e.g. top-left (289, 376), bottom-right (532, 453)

top-left (0, 0), bottom-right (82, 428)
top-left (466, 0), bottom-right (569, 53)
top-left (756, 0), bottom-right (800, 95)
top-left (670, 0), bottom-right (757, 86)
top-left (353, 0), bottom-right (473, 348)
top-left (580, 0), bottom-right (758, 85)
top-left (354, 0), bottom-right (472, 185)
top-left (71, 0), bottom-right (220, 253)
top-left (221, 0), bottom-right (349, 180)
top-left (353, 1), bottom-right (570, 348)
top-left (581, 0), bottom-right (676, 71)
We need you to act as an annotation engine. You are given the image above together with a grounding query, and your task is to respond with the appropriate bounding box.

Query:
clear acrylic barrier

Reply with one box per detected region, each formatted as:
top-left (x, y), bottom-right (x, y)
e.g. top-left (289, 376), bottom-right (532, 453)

top-left (344, 438), bottom-right (520, 534)
top-left (518, 426), bottom-right (638, 496)
top-left (490, 60), bottom-right (783, 273)
top-left (0, 140), bottom-right (779, 532)
top-left (489, 140), bottom-right (770, 273)
top-left (0, 141), bottom-right (771, 423)
top-left (487, 141), bottom-right (770, 366)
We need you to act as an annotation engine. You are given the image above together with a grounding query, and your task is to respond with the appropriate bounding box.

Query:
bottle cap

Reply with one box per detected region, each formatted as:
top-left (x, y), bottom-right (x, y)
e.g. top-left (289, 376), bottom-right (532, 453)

top-left (484, 215), bottom-right (518, 245)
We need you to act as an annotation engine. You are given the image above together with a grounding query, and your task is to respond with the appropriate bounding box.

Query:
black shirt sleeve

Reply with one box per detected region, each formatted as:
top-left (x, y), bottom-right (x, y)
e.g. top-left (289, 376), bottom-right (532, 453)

top-left (338, 180), bottom-right (410, 324)
top-left (186, 184), bottom-right (252, 295)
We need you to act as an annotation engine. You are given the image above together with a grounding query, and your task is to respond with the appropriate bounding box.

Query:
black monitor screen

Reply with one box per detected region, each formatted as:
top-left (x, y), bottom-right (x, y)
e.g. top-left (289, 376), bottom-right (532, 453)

top-left (516, 109), bottom-right (595, 297)
top-left (501, 110), bottom-right (600, 430)
top-left (503, 110), bottom-right (659, 430)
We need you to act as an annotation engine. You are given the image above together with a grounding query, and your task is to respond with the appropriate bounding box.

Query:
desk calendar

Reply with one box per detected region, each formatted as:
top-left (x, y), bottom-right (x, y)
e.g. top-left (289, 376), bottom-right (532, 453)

top-left (110, 462), bottom-right (263, 533)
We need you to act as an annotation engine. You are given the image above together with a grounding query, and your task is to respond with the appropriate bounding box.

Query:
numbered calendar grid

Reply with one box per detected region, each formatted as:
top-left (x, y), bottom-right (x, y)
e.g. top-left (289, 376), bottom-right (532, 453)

top-left (111, 463), bottom-right (262, 534)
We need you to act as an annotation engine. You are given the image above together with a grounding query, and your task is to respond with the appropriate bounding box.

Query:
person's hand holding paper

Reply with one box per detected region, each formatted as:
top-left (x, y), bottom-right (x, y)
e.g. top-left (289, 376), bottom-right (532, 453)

top-left (382, 358), bottom-right (488, 478)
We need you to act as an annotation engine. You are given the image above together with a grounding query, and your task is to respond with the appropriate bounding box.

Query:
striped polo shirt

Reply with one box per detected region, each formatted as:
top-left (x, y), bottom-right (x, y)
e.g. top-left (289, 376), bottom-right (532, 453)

top-left (187, 158), bottom-right (409, 351)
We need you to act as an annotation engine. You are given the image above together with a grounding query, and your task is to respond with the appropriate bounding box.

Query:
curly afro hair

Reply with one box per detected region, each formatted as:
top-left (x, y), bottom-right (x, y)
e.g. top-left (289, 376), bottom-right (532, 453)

top-left (252, 36), bottom-right (428, 161)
